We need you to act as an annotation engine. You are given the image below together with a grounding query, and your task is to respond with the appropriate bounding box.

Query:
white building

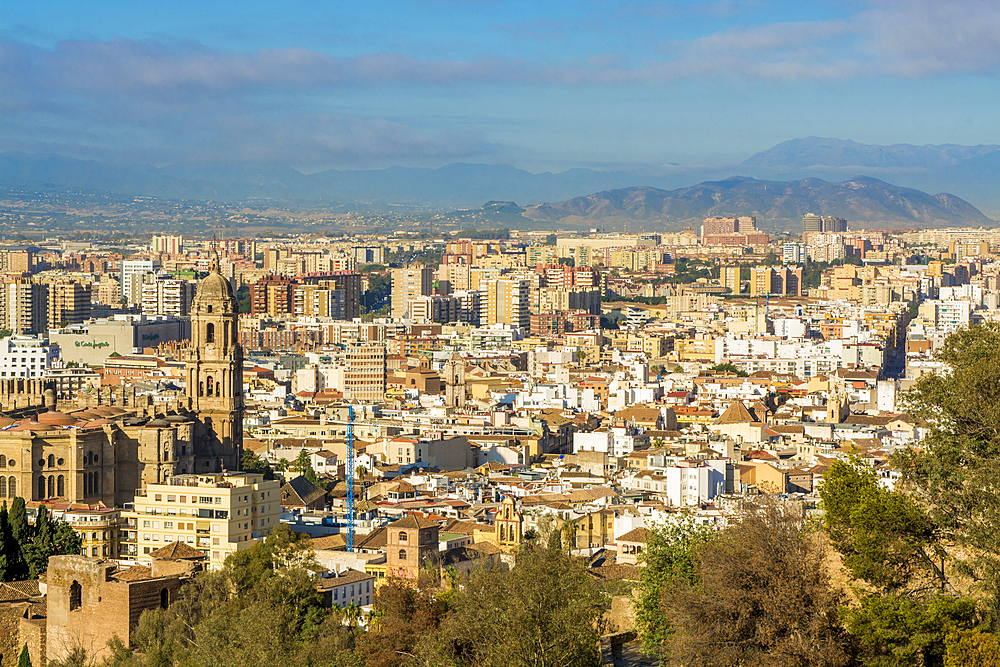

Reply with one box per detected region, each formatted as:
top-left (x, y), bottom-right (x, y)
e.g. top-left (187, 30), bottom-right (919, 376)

top-left (0, 335), bottom-right (59, 379)
top-left (121, 260), bottom-right (156, 306)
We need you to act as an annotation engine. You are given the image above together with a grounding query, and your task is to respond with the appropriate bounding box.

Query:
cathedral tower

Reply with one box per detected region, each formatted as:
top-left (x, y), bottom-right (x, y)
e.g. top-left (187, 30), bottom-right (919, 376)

top-left (186, 253), bottom-right (243, 471)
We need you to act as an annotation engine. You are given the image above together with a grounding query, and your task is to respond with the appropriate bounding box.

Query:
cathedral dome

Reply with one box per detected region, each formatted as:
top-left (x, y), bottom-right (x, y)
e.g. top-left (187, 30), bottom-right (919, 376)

top-left (36, 411), bottom-right (80, 426)
top-left (193, 252), bottom-right (236, 306)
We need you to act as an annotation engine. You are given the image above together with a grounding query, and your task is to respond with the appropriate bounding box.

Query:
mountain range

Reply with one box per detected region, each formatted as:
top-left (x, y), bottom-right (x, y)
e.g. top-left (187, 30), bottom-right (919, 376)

top-left (1, 137), bottom-right (998, 227)
top-left (520, 176), bottom-right (992, 229)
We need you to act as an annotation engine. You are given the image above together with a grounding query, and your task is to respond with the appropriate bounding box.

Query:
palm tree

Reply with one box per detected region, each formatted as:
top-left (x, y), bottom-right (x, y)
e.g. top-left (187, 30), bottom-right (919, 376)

top-left (344, 601), bottom-right (363, 627)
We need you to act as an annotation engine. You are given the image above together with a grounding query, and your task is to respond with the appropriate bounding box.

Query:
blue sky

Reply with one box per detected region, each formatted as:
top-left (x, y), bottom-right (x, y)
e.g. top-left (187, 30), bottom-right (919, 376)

top-left (2, 0), bottom-right (999, 172)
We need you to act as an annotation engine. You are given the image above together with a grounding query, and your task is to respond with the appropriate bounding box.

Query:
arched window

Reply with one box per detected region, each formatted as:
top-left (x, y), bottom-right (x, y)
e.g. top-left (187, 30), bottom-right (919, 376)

top-left (57, 475), bottom-right (64, 497)
top-left (160, 588), bottom-right (169, 609)
top-left (207, 304), bottom-right (213, 314)
top-left (0, 455), bottom-right (5, 467)
top-left (199, 381), bottom-right (205, 397)
top-left (69, 580), bottom-right (82, 610)
top-left (505, 507), bottom-right (511, 519)
top-left (397, 549), bottom-right (407, 562)
top-left (38, 476), bottom-right (45, 499)
top-left (398, 531), bottom-right (408, 543)
top-left (8, 476), bottom-right (15, 498)
top-left (48, 454), bottom-right (55, 468)
top-left (94, 473), bottom-right (100, 495)
top-left (0, 476), bottom-right (5, 497)
top-left (216, 378), bottom-right (221, 396)
top-left (48, 475), bottom-right (54, 498)
top-left (206, 377), bottom-right (214, 396)
top-left (499, 525), bottom-right (506, 542)
top-left (206, 323), bottom-right (215, 343)
top-left (87, 451), bottom-right (93, 465)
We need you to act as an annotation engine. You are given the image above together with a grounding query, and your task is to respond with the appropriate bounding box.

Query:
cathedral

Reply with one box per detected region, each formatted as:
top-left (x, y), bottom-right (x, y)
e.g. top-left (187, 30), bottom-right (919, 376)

top-left (0, 254), bottom-right (244, 506)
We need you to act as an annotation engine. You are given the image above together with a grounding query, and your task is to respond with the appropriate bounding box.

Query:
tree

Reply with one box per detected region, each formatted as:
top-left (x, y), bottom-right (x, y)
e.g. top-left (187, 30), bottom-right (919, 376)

top-left (820, 458), bottom-right (944, 594)
top-left (658, 506), bottom-right (852, 667)
top-left (845, 594), bottom-right (979, 667)
top-left (425, 544), bottom-right (605, 667)
top-left (7, 497), bottom-right (29, 580)
top-left (17, 645), bottom-right (31, 667)
top-left (899, 322), bottom-right (1000, 616)
top-left (634, 518), bottom-right (717, 659)
top-left (240, 449), bottom-right (275, 480)
top-left (709, 362), bottom-right (748, 377)
top-left (356, 579), bottom-right (447, 667)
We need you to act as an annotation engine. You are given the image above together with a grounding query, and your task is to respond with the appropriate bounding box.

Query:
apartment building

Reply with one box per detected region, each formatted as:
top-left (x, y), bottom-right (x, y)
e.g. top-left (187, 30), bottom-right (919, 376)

top-left (391, 267), bottom-right (433, 319)
top-left (344, 342), bottom-right (387, 402)
top-left (486, 278), bottom-right (529, 330)
top-left (141, 278), bottom-right (196, 317)
top-left (122, 472), bottom-right (281, 570)
top-left (48, 281), bottom-right (92, 329)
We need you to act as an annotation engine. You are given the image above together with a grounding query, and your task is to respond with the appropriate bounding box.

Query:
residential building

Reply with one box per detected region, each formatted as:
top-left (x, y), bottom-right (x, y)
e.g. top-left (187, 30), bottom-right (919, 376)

top-left (0, 335), bottom-right (58, 379)
top-left (141, 278), bottom-right (196, 317)
top-left (391, 267), bottom-right (433, 319)
top-left (344, 342), bottom-right (386, 402)
top-left (121, 260), bottom-right (155, 306)
top-left (486, 278), bottom-right (529, 330)
top-left (122, 472), bottom-right (281, 570)
top-left (48, 281), bottom-right (92, 330)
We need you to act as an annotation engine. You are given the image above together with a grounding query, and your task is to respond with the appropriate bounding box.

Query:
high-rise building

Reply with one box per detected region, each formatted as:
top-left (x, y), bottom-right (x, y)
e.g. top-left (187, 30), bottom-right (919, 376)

top-left (720, 265), bottom-right (741, 294)
top-left (6, 278), bottom-right (47, 334)
top-left (344, 342), bottom-right (386, 402)
top-left (802, 213), bottom-right (823, 236)
top-left (391, 267), bottom-right (433, 319)
top-left (783, 243), bottom-right (808, 265)
top-left (250, 275), bottom-right (296, 316)
top-left (453, 290), bottom-right (482, 325)
top-left (185, 253), bottom-right (244, 472)
top-left (487, 278), bottom-right (530, 330)
top-left (141, 278), bottom-right (196, 317)
top-left (151, 235), bottom-right (183, 255)
top-left (121, 260), bottom-right (155, 306)
top-left (48, 281), bottom-right (92, 329)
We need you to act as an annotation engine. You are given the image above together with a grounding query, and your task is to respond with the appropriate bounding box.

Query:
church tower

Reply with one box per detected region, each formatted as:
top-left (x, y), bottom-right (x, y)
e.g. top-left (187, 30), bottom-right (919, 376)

top-left (444, 353), bottom-right (465, 408)
top-left (186, 253), bottom-right (243, 471)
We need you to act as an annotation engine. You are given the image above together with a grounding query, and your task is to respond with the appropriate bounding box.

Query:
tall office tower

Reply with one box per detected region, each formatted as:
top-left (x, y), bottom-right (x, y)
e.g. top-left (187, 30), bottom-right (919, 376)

top-left (720, 265), bottom-right (741, 294)
top-left (7, 278), bottom-right (47, 334)
top-left (185, 253), bottom-right (244, 472)
top-left (344, 342), bottom-right (386, 402)
top-left (487, 279), bottom-right (530, 330)
top-left (391, 267), bottom-right (433, 319)
top-left (802, 213), bottom-right (823, 236)
top-left (121, 260), bottom-right (155, 306)
top-left (151, 235), bottom-right (183, 255)
top-left (141, 278), bottom-right (196, 317)
top-left (48, 281), bottom-right (92, 329)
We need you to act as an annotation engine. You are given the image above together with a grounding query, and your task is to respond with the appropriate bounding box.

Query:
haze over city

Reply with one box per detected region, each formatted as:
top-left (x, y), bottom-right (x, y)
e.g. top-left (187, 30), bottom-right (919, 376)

top-left (3, 0), bottom-right (999, 172)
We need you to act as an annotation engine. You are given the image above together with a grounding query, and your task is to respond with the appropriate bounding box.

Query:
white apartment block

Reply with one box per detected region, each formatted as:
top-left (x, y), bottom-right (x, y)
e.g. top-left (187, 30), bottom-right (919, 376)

top-left (122, 472), bottom-right (281, 570)
top-left (0, 335), bottom-right (59, 379)
top-left (141, 278), bottom-right (196, 317)
top-left (121, 260), bottom-right (155, 306)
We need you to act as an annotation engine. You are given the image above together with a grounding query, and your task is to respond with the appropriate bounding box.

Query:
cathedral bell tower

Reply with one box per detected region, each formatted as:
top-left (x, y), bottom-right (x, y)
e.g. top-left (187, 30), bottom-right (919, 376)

top-left (186, 253), bottom-right (243, 471)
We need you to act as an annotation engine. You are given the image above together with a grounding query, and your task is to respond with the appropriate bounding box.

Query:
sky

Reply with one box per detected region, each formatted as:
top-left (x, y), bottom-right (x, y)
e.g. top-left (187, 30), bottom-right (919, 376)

top-left (2, 0), bottom-right (999, 172)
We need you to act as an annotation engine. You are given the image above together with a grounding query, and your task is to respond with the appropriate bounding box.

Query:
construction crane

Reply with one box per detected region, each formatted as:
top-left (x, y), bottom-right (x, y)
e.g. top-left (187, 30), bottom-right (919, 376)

top-left (346, 404), bottom-right (356, 553)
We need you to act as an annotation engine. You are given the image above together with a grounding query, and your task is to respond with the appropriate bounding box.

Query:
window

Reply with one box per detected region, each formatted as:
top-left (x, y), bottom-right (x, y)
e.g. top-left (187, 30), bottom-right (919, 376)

top-left (398, 531), bottom-right (408, 543)
top-left (164, 521), bottom-right (173, 529)
top-left (206, 323), bottom-right (215, 343)
top-left (398, 549), bottom-right (407, 561)
top-left (69, 580), bottom-right (82, 611)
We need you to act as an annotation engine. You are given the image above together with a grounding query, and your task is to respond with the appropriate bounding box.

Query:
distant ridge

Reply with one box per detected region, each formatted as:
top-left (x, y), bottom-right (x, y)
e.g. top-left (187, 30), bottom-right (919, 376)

top-left (522, 176), bottom-right (992, 228)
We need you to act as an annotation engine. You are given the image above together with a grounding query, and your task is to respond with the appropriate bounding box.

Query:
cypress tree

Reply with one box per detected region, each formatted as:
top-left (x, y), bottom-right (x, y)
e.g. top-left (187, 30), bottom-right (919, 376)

top-left (0, 501), bottom-right (9, 581)
top-left (17, 644), bottom-right (31, 667)
top-left (27, 506), bottom-right (56, 579)
top-left (8, 497), bottom-right (28, 579)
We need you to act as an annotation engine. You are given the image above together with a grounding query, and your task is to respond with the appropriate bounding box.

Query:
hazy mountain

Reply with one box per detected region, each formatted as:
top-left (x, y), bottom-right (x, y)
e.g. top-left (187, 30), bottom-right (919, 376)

top-left (739, 138), bottom-right (1000, 216)
top-left (1, 139), bottom-right (999, 218)
top-left (522, 176), bottom-right (993, 229)
top-left (742, 137), bottom-right (1000, 170)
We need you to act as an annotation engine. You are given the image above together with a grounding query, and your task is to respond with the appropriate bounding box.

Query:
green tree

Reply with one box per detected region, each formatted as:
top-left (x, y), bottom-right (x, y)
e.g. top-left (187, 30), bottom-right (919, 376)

top-left (0, 501), bottom-right (11, 581)
top-left (7, 497), bottom-right (29, 579)
top-left (634, 518), bottom-right (716, 660)
top-left (659, 505), bottom-right (852, 667)
top-left (899, 322), bottom-right (1000, 616)
top-left (17, 645), bottom-right (31, 667)
top-left (709, 362), bottom-right (748, 377)
top-left (425, 544), bottom-right (605, 667)
top-left (820, 458), bottom-right (944, 594)
top-left (845, 594), bottom-right (979, 667)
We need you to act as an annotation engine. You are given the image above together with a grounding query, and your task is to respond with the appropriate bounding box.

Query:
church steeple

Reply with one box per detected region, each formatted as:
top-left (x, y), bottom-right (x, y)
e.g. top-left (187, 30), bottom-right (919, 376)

top-left (186, 253), bottom-right (243, 471)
